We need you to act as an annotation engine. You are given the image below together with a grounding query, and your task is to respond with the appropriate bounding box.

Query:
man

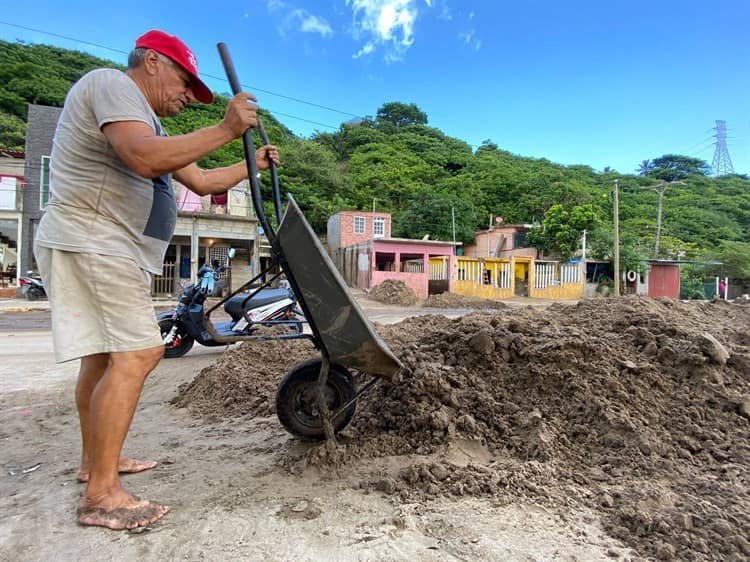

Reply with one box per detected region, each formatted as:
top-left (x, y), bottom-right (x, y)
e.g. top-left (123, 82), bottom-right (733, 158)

top-left (33, 29), bottom-right (279, 530)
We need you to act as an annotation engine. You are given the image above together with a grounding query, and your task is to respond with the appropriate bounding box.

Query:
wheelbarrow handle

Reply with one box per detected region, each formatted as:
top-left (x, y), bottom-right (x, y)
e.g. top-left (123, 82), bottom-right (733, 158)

top-left (216, 43), bottom-right (280, 236)
top-left (256, 120), bottom-right (283, 226)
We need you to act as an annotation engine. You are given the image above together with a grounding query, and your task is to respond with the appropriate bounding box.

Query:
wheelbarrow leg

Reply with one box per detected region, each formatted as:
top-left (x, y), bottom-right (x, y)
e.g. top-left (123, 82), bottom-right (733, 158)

top-left (315, 356), bottom-right (336, 443)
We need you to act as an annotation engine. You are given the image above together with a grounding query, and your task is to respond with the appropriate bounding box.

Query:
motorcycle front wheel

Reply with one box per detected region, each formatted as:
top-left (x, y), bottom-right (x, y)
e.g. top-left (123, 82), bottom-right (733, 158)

top-left (25, 288), bottom-right (42, 301)
top-left (158, 317), bottom-right (194, 358)
top-left (275, 358), bottom-right (356, 440)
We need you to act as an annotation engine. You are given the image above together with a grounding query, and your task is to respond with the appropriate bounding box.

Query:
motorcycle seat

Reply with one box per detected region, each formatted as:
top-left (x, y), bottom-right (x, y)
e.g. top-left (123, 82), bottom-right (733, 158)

top-left (224, 288), bottom-right (291, 319)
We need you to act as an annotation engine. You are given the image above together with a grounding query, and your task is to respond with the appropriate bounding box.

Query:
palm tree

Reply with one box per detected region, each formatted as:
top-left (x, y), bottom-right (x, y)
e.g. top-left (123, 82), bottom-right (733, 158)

top-left (637, 159), bottom-right (651, 176)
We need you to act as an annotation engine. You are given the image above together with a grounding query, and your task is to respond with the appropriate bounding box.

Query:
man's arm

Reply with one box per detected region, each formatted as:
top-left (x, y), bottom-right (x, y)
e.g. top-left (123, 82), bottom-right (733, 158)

top-left (173, 145), bottom-right (279, 196)
top-left (101, 93), bottom-right (257, 178)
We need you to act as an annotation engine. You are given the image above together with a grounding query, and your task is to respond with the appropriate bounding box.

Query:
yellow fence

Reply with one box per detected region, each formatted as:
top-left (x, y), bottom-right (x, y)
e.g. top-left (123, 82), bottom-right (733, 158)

top-left (452, 257), bottom-right (584, 300)
top-left (529, 261), bottom-right (584, 299)
top-left (454, 257), bottom-right (514, 299)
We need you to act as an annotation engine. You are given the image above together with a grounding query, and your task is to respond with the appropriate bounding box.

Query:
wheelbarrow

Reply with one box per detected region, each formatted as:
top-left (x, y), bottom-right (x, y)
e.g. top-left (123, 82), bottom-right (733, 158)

top-left (215, 44), bottom-right (402, 440)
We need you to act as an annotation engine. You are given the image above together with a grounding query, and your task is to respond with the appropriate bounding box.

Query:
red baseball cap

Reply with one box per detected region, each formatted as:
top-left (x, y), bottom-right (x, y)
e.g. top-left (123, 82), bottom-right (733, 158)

top-left (135, 29), bottom-right (213, 104)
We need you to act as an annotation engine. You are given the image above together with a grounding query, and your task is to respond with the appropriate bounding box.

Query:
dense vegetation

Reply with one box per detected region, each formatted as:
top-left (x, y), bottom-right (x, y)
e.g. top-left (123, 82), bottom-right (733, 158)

top-left (2, 39), bottom-right (749, 285)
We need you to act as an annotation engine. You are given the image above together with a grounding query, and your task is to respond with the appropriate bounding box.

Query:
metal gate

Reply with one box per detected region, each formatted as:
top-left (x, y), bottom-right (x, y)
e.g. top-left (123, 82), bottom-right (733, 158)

top-left (152, 261), bottom-right (175, 296)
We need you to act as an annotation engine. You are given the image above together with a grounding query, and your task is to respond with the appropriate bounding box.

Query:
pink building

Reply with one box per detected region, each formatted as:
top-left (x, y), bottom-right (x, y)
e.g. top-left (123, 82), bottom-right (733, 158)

top-left (327, 210), bottom-right (392, 254)
top-left (336, 238), bottom-right (456, 300)
top-left (328, 210), bottom-right (456, 300)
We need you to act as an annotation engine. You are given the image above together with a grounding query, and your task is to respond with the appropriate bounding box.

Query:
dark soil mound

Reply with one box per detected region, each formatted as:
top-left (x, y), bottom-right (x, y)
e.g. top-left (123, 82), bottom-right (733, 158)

top-left (172, 338), bottom-right (318, 417)
top-left (423, 292), bottom-right (507, 310)
top-left (175, 297), bottom-right (750, 561)
top-left (369, 280), bottom-right (418, 306)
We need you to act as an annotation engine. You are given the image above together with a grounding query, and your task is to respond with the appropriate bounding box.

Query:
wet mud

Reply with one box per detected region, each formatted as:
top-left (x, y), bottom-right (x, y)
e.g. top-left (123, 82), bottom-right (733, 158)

top-left (176, 296), bottom-right (750, 561)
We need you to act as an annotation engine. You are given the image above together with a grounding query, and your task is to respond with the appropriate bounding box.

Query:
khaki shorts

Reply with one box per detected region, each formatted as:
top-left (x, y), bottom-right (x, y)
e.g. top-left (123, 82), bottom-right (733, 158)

top-left (34, 246), bottom-right (163, 363)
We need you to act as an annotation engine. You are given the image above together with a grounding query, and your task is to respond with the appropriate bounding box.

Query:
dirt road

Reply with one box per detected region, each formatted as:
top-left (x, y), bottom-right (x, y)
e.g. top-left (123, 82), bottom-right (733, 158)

top-left (0, 297), bottom-right (630, 562)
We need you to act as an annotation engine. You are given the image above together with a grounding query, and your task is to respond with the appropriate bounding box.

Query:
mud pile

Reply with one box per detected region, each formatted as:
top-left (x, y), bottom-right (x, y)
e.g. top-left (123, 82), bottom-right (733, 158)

top-left (176, 297), bottom-right (750, 561)
top-left (172, 338), bottom-right (317, 417)
top-left (423, 292), bottom-right (507, 310)
top-left (368, 279), bottom-right (418, 306)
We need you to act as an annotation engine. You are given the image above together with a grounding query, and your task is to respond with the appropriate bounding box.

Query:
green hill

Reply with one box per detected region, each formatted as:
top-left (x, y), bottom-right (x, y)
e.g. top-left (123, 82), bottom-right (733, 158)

top-left (1, 39), bottom-right (748, 282)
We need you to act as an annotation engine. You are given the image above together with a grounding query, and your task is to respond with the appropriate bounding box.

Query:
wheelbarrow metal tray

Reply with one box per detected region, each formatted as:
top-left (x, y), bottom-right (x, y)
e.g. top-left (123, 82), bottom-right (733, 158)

top-left (277, 196), bottom-right (402, 381)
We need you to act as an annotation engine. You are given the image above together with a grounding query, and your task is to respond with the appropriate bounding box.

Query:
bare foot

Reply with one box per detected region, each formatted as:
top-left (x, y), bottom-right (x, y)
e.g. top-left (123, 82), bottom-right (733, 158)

top-left (77, 458), bottom-right (158, 483)
top-left (77, 495), bottom-right (170, 530)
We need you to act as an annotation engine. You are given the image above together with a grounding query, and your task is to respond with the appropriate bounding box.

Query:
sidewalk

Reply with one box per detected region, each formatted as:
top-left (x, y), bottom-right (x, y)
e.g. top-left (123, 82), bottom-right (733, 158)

top-left (0, 297), bottom-right (179, 313)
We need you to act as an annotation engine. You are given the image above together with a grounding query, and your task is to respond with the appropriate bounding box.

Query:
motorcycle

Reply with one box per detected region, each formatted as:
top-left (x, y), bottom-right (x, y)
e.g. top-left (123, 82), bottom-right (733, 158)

top-left (19, 272), bottom-right (46, 301)
top-left (157, 252), bottom-right (307, 358)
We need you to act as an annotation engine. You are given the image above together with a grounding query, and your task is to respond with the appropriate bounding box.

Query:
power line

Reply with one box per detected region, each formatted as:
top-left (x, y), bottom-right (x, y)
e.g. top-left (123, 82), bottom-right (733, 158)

top-left (0, 20), bottom-right (360, 124)
top-left (0, 21), bottom-right (491, 148)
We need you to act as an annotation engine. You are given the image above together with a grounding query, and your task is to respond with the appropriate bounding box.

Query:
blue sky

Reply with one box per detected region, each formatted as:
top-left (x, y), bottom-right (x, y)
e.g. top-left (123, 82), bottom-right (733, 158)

top-left (2, 0), bottom-right (749, 175)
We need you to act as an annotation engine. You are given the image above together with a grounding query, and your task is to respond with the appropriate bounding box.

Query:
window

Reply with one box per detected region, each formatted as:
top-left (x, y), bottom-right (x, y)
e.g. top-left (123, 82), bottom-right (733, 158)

top-left (40, 156), bottom-right (51, 208)
top-left (354, 216), bottom-right (366, 234)
top-left (373, 217), bottom-right (385, 238)
top-left (513, 231), bottom-right (528, 248)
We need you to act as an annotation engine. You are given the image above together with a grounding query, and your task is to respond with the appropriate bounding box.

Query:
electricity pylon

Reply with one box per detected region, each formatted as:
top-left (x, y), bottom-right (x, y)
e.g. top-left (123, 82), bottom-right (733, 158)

top-left (711, 120), bottom-right (734, 177)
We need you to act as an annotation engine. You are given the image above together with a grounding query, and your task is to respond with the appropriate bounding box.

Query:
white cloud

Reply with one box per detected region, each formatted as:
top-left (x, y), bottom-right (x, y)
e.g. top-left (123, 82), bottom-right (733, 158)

top-left (267, 0), bottom-right (284, 10)
top-left (346, 0), bottom-right (421, 62)
top-left (353, 42), bottom-right (376, 59)
top-left (292, 9), bottom-right (333, 37)
top-left (438, 5), bottom-right (452, 21)
top-left (459, 29), bottom-right (481, 52)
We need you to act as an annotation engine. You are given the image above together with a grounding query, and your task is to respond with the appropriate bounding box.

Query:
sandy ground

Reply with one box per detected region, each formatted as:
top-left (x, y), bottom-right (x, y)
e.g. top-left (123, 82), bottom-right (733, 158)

top-left (0, 295), bottom-right (634, 562)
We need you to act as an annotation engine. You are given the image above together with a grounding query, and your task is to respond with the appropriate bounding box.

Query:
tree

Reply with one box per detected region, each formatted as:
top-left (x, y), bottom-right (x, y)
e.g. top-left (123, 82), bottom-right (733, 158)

top-left (527, 204), bottom-right (600, 261)
top-left (710, 241), bottom-right (750, 279)
top-left (375, 102), bottom-right (428, 128)
top-left (640, 154), bottom-right (710, 181)
top-left (588, 225), bottom-right (650, 277)
top-left (276, 138), bottom-right (348, 233)
top-left (393, 188), bottom-right (480, 245)
top-left (0, 112), bottom-right (26, 150)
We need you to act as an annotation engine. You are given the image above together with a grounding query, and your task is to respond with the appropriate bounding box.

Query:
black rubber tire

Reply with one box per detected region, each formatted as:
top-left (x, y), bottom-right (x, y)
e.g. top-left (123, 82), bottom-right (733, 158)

top-left (25, 288), bottom-right (41, 301)
top-left (158, 317), bottom-right (194, 358)
top-left (275, 358), bottom-right (356, 439)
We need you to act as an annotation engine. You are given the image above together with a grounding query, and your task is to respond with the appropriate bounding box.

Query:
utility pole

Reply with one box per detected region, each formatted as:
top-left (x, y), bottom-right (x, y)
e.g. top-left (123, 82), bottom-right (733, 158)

top-left (641, 180), bottom-right (685, 259)
top-left (581, 229), bottom-right (587, 261)
top-left (451, 206), bottom-right (457, 249)
top-left (613, 179), bottom-right (620, 297)
top-left (487, 213), bottom-right (492, 257)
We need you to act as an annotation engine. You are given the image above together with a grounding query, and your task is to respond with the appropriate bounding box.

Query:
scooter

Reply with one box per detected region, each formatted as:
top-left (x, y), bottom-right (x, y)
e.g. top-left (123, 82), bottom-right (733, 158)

top-left (157, 250), bottom-right (307, 358)
top-left (19, 272), bottom-right (46, 301)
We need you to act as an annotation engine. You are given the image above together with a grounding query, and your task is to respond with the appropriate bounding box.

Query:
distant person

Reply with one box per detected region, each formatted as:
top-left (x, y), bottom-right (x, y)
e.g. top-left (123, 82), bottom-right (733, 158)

top-left (33, 29), bottom-right (279, 531)
top-left (719, 279), bottom-right (727, 299)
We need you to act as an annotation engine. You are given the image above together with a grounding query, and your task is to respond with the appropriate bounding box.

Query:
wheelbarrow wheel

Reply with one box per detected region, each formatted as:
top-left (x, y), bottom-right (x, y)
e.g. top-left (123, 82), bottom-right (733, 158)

top-left (276, 358), bottom-right (356, 440)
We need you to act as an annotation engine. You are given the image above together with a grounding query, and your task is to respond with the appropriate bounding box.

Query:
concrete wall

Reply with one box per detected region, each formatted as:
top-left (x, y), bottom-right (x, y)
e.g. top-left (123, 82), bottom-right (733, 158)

top-left (463, 225), bottom-right (535, 258)
top-left (22, 105), bottom-right (62, 273)
top-left (372, 270), bottom-right (428, 299)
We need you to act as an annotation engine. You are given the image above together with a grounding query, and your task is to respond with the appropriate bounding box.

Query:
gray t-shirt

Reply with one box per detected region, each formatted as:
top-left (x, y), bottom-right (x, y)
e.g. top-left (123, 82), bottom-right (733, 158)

top-left (35, 68), bottom-right (177, 274)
